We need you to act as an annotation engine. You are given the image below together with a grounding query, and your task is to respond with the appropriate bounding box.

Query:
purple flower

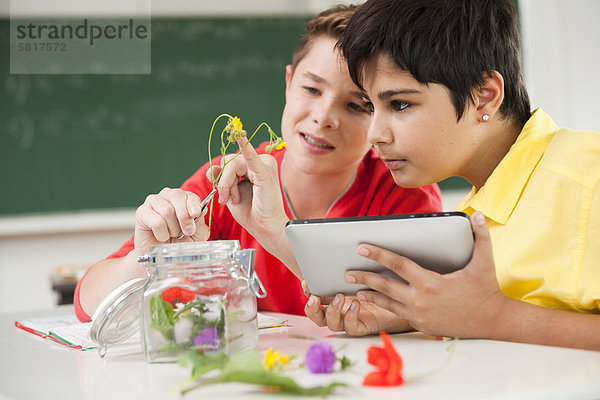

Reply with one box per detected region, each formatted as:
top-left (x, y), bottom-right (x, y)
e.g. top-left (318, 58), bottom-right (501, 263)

top-left (305, 341), bottom-right (336, 374)
top-left (192, 327), bottom-right (219, 349)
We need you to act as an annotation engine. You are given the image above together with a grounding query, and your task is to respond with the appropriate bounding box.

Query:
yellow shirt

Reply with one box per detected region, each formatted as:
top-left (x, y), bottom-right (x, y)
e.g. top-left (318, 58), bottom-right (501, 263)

top-left (454, 109), bottom-right (600, 312)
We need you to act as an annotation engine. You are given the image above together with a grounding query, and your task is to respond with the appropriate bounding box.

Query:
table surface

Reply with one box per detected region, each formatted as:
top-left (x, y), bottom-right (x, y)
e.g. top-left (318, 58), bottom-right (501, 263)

top-left (1, 306), bottom-right (600, 400)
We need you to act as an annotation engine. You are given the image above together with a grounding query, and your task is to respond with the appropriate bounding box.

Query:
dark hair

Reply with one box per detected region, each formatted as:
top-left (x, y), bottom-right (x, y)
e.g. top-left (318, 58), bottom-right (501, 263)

top-left (339, 0), bottom-right (531, 126)
top-left (291, 4), bottom-right (360, 70)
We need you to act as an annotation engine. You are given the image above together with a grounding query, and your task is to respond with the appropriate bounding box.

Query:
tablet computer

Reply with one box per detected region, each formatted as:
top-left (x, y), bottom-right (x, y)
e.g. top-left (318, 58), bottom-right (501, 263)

top-left (284, 212), bottom-right (474, 297)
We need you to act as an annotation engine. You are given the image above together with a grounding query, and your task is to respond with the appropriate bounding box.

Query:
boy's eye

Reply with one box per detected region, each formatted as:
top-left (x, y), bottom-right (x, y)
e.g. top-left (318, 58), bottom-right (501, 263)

top-left (347, 102), bottom-right (370, 113)
top-left (391, 100), bottom-right (410, 112)
top-left (364, 102), bottom-right (374, 113)
top-left (303, 86), bottom-right (321, 95)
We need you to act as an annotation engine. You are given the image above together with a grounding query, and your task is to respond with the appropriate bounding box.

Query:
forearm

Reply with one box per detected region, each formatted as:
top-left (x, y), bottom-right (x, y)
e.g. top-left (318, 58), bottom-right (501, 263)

top-left (489, 298), bottom-right (600, 350)
top-left (252, 219), bottom-right (303, 280)
top-left (78, 250), bottom-right (147, 317)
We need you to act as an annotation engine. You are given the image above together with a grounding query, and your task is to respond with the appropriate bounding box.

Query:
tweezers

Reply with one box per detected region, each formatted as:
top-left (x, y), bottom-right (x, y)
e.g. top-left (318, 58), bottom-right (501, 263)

top-left (177, 188), bottom-right (217, 239)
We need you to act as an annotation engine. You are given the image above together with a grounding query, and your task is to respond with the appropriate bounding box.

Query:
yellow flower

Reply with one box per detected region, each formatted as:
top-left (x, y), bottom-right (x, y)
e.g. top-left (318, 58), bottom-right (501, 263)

top-left (263, 348), bottom-right (292, 371)
top-left (275, 141), bottom-right (287, 151)
top-left (231, 116), bottom-right (243, 132)
top-left (264, 348), bottom-right (278, 370)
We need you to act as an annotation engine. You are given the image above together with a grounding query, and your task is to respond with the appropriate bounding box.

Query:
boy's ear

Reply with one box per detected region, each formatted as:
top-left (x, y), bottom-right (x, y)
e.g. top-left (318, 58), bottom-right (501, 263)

top-left (474, 70), bottom-right (504, 119)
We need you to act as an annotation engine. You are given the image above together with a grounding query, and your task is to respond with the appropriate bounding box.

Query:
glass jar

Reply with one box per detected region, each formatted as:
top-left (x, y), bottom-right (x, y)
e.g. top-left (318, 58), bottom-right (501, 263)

top-left (138, 240), bottom-right (266, 363)
top-left (89, 240), bottom-right (266, 363)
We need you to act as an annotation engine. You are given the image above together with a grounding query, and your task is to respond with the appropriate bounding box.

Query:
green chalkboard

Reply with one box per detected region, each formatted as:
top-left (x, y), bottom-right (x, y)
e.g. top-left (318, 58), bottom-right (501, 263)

top-left (0, 17), bottom-right (469, 215)
top-left (0, 17), bottom-right (314, 215)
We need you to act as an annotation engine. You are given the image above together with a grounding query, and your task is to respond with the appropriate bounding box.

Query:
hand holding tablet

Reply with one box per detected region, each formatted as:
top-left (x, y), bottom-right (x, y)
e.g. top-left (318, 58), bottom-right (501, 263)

top-left (285, 212), bottom-right (474, 297)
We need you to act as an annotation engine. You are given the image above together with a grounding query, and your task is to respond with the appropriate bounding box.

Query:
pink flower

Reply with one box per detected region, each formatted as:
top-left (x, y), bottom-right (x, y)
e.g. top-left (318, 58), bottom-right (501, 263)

top-left (305, 342), bottom-right (336, 374)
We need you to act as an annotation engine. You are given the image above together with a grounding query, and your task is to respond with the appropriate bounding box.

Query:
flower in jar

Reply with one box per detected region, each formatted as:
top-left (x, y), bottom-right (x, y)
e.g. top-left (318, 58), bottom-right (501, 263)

top-left (161, 286), bottom-right (196, 307)
top-left (192, 326), bottom-right (220, 350)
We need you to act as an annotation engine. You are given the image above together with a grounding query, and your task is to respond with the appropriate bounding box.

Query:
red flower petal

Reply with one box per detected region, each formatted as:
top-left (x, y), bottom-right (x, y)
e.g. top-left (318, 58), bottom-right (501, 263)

top-left (161, 286), bottom-right (196, 306)
top-left (363, 332), bottom-right (404, 387)
top-left (367, 346), bottom-right (389, 372)
top-left (380, 332), bottom-right (403, 385)
top-left (363, 371), bottom-right (389, 386)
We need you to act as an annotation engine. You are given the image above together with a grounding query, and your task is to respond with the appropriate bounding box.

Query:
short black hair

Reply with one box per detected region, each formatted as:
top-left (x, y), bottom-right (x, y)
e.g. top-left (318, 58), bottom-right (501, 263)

top-left (339, 0), bottom-right (531, 126)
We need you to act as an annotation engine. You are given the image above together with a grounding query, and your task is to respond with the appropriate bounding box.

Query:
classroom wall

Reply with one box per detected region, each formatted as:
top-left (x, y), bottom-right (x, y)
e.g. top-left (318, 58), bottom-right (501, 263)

top-left (1, 0), bottom-right (599, 314)
top-left (520, 0), bottom-right (600, 131)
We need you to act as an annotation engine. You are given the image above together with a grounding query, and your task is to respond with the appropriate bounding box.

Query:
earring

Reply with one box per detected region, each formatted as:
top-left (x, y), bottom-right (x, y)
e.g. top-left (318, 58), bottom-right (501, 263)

top-left (482, 114), bottom-right (490, 122)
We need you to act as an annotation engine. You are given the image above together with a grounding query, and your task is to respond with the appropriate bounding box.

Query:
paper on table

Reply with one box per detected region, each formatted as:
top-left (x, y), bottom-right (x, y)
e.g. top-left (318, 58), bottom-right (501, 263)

top-left (15, 314), bottom-right (138, 351)
top-left (16, 312), bottom-right (286, 350)
top-left (257, 313), bottom-right (287, 330)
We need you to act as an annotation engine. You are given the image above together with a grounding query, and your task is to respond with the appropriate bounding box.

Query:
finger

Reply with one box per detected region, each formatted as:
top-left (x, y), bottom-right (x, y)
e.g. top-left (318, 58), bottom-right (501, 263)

top-left (236, 136), bottom-right (262, 171)
top-left (324, 294), bottom-right (346, 332)
top-left (342, 300), bottom-right (368, 336)
top-left (135, 205), bottom-right (170, 242)
top-left (229, 178), bottom-right (242, 204)
top-left (345, 270), bottom-right (412, 304)
top-left (301, 280), bottom-right (311, 298)
top-left (206, 164), bottom-right (239, 204)
top-left (216, 154), bottom-right (249, 204)
top-left (160, 188), bottom-right (197, 237)
top-left (356, 290), bottom-right (409, 318)
top-left (468, 211), bottom-right (494, 268)
top-left (237, 138), bottom-right (280, 185)
top-left (304, 295), bottom-right (327, 327)
top-left (146, 192), bottom-right (182, 238)
top-left (207, 165), bottom-right (222, 185)
top-left (356, 244), bottom-right (435, 285)
top-left (192, 205), bottom-right (210, 241)
top-left (185, 191), bottom-right (203, 219)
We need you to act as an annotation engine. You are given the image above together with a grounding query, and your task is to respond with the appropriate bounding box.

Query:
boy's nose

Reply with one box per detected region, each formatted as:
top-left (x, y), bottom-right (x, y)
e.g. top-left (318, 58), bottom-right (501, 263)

top-left (367, 112), bottom-right (393, 145)
top-left (313, 99), bottom-right (340, 130)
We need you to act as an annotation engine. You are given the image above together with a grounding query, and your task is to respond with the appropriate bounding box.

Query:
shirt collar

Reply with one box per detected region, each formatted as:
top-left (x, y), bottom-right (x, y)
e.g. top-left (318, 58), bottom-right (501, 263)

top-left (454, 108), bottom-right (559, 224)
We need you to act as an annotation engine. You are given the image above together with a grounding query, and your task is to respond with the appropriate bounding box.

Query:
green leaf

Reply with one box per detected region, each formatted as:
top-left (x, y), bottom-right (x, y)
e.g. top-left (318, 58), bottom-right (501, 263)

top-left (149, 293), bottom-right (175, 341)
top-left (221, 369), bottom-right (345, 396)
top-left (222, 350), bottom-right (264, 374)
top-left (178, 351), bottom-right (229, 381)
top-left (339, 355), bottom-right (353, 371)
top-left (179, 350), bottom-right (347, 396)
top-left (216, 304), bottom-right (226, 345)
top-left (173, 297), bottom-right (208, 319)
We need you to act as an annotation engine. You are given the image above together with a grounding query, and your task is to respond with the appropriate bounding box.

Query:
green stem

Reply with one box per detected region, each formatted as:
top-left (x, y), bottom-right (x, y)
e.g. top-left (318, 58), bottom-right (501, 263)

top-left (204, 115), bottom-right (280, 237)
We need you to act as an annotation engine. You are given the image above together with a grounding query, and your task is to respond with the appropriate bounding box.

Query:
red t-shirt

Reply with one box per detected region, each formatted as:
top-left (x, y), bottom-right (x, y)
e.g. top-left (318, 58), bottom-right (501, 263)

top-left (74, 143), bottom-right (442, 322)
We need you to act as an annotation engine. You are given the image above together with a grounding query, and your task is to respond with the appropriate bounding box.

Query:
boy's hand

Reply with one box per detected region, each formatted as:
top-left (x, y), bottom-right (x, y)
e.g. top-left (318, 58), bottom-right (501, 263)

top-left (208, 138), bottom-right (300, 274)
top-left (346, 211), bottom-right (508, 339)
top-left (133, 188), bottom-right (209, 253)
top-left (302, 281), bottom-right (412, 336)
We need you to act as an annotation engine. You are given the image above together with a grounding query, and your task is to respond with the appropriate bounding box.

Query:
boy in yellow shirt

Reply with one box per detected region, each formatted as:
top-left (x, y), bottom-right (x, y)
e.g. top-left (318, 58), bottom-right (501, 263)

top-left (308, 0), bottom-right (600, 350)
top-left (217, 0), bottom-right (600, 349)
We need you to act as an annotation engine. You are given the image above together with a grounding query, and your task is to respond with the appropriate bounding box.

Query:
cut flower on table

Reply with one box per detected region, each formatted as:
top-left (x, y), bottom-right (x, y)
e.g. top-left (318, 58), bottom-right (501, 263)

top-left (176, 350), bottom-right (346, 396)
top-left (363, 332), bottom-right (404, 387)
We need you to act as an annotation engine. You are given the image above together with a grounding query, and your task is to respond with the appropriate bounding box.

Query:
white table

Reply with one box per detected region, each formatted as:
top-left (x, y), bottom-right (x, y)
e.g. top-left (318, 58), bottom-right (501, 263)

top-left (1, 306), bottom-right (600, 400)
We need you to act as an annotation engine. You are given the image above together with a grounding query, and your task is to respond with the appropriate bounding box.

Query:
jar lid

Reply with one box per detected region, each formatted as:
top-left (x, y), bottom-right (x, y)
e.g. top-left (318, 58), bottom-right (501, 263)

top-left (144, 240), bottom-right (241, 265)
top-left (89, 277), bottom-right (146, 347)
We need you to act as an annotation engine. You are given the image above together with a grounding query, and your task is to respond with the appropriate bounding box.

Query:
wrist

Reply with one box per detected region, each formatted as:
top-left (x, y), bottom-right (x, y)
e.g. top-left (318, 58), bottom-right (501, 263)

top-left (478, 293), bottom-right (518, 341)
top-left (253, 216), bottom-right (303, 279)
